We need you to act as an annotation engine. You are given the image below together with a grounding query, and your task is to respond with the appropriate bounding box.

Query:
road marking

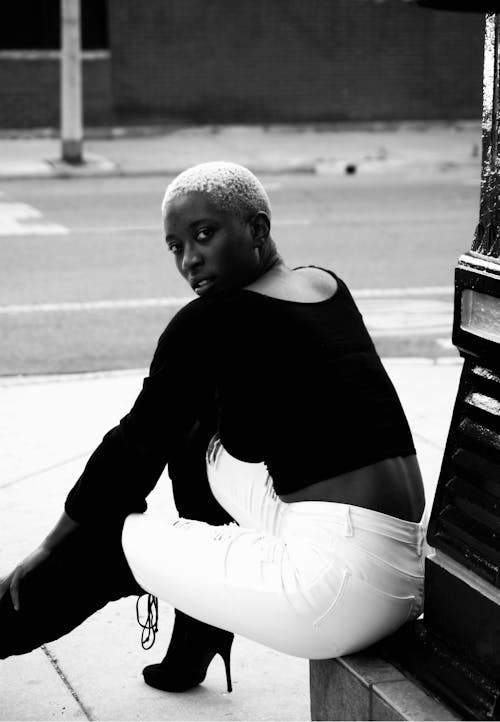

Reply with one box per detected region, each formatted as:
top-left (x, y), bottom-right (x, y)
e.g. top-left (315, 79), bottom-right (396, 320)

top-left (64, 218), bottom-right (314, 235)
top-left (354, 286), bottom-right (453, 297)
top-left (0, 202), bottom-right (68, 235)
top-left (60, 214), bottom-right (471, 235)
top-left (0, 289), bottom-right (456, 338)
top-left (357, 297), bottom-right (453, 337)
top-left (0, 287), bottom-right (452, 315)
top-left (0, 297), bottom-right (193, 314)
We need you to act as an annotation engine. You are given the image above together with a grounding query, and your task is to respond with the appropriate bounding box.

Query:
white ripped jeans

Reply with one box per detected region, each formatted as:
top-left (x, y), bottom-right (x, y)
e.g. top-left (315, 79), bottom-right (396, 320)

top-left (122, 437), bottom-right (426, 659)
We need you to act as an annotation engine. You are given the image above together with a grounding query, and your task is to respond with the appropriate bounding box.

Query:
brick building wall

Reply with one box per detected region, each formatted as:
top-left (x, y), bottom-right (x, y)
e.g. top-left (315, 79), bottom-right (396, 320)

top-left (0, 1), bottom-right (485, 128)
top-left (107, 0), bottom-right (484, 124)
top-left (0, 54), bottom-right (112, 128)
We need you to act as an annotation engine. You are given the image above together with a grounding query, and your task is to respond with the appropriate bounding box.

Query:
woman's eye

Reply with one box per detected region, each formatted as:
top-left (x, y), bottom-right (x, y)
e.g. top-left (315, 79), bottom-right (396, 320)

top-left (167, 242), bottom-right (181, 254)
top-left (195, 227), bottom-right (213, 242)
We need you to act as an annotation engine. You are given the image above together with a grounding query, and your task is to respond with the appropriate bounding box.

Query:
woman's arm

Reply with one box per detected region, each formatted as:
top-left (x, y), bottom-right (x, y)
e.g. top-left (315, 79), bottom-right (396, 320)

top-left (0, 511), bottom-right (79, 610)
top-left (64, 298), bottom-right (215, 526)
top-left (42, 510), bottom-right (80, 550)
top-left (1, 298), bottom-right (217, 607)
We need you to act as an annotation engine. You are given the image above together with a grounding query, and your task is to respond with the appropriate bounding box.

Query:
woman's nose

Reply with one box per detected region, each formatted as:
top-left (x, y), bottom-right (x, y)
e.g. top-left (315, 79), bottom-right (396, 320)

top-left (182, 246), bottom-right (203, 272)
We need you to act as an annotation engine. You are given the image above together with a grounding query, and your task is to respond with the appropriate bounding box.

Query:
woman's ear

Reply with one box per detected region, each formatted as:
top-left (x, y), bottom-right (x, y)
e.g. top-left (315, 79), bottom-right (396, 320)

top-left (250, 212), bottom-right (271, 247)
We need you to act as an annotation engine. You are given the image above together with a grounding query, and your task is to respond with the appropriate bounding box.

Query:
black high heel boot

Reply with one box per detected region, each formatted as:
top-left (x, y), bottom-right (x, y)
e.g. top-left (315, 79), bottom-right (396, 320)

top-left (142, 609), bottom-right (234, 693)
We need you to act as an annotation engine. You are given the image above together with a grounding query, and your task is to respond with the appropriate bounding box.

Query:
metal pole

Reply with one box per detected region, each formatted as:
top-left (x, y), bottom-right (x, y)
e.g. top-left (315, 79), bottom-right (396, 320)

top-left (61, 0), bottom-right (83, 164)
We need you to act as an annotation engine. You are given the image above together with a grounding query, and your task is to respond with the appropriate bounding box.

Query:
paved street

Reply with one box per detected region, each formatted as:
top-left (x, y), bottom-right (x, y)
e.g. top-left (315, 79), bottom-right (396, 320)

top-left (0, 171), bottom-right (477, 374)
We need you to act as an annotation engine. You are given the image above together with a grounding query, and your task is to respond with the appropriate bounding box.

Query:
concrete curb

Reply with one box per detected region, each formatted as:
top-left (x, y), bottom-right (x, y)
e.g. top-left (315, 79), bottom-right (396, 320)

top-left (0, 154), bottom-right (119, 180)
top-left (0, 121), bottom-right (482, 180)
top-left (0, 158), bottom-right (481, 181)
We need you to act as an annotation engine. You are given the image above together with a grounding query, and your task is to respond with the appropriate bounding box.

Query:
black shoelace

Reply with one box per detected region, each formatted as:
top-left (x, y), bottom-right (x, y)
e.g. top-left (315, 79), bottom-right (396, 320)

top-left (136, 594), bottom-right (159, 649)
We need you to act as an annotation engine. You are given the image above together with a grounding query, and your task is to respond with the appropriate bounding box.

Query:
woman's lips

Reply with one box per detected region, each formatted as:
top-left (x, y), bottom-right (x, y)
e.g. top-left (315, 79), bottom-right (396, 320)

top-left (193, 278), bottom-right (215, 294)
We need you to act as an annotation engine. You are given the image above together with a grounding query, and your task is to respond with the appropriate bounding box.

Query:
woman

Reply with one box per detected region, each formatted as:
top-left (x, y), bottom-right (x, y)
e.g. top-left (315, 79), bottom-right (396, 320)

top-left (0, 162), bottom-right (426, 695)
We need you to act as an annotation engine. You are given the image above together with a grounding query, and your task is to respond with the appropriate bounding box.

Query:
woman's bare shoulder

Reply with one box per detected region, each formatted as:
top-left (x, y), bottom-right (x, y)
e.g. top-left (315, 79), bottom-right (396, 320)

top-left (295, 266), bottom-right (338, 296)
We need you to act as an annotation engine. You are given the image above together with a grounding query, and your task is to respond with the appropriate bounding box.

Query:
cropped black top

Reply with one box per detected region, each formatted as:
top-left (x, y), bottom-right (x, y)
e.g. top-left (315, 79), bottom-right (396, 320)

top-left (65, 270), bottom-right (416, 525)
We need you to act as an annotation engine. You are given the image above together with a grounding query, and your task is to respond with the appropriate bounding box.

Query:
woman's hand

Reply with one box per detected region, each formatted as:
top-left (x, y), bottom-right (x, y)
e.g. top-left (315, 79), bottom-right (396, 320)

top-left (0, 545), bottom-right (52, 611)
top-left (0, 511), bottom-right (79, 611)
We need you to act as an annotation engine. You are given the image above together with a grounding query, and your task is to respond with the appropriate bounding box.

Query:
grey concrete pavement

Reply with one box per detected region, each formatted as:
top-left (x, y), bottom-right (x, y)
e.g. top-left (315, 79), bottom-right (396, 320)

top-left (0, 357), bottom-right (463, 721)
top-left (0, 122), bottom-right (481, 180)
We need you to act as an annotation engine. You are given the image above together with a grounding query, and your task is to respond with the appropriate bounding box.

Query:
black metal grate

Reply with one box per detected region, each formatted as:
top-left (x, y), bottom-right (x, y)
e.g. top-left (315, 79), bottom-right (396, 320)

top-left (429, 363), bottom-right (500, 587)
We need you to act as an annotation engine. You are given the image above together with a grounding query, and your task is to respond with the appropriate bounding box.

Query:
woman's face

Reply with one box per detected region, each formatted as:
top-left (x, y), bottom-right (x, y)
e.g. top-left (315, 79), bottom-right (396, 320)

top-left (164, 192), bottom-right (260, 297)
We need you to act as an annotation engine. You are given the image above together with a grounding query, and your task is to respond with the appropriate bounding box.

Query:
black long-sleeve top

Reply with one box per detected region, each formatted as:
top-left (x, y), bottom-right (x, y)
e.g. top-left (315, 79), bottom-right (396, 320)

top-left (65, 271), bottom-right (415, 526)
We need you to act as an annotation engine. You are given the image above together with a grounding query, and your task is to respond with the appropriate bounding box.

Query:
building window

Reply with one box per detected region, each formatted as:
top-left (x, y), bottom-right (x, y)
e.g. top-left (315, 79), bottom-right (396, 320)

top-left (0, 1), bottom-right (108, 50)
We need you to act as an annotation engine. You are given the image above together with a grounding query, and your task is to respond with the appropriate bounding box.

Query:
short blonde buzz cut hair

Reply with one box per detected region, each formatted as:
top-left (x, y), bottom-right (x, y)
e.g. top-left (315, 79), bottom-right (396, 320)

top-left (161, 161), bottom-right (272, 221)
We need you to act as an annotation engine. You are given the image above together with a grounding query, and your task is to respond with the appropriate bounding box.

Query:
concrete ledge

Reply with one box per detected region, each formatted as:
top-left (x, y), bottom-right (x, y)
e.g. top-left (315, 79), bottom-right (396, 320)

top-left (310, 652), bottom-right (462, 721)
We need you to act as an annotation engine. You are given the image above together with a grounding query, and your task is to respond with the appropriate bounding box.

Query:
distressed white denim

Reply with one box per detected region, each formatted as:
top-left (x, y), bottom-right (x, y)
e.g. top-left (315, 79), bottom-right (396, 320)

top-left (122, 437), bottom-right (426, 659)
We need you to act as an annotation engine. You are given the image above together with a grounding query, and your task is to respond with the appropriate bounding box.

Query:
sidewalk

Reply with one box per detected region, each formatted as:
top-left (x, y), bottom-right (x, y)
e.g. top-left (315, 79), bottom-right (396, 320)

top-left (0, 122), bottom-right (482, 180)
top-left (0, 357), bottom-right (463, 721)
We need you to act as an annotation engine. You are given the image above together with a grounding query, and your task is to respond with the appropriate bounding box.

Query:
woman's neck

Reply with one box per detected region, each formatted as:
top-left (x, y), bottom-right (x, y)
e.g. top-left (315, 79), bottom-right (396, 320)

top-left (256, 240), bottom-right (284, 279)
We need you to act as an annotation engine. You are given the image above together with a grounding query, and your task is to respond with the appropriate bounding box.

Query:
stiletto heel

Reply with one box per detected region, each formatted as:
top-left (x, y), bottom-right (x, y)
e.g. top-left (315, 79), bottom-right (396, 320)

top-left (219, 644), bottom-right (233, 693)
top-left (142, 609), bottom-right (234, 693)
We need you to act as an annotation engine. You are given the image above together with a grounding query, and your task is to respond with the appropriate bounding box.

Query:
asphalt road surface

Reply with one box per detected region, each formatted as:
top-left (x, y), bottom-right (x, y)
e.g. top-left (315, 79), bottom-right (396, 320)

top-left (0, 171), bottom-right (478, 374)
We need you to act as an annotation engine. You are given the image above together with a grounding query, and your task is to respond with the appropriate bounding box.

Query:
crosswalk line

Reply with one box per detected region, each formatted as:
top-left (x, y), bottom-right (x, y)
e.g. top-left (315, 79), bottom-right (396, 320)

top-left (0, 202), bottom-right (69, 236)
